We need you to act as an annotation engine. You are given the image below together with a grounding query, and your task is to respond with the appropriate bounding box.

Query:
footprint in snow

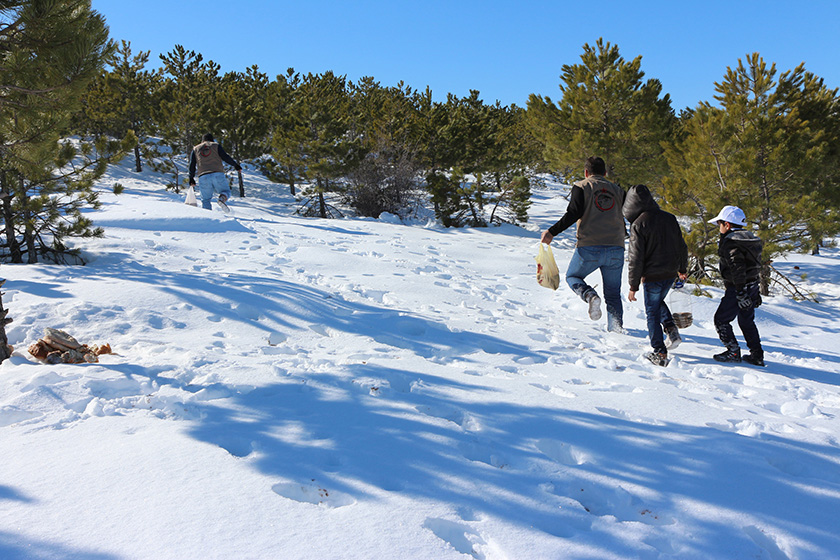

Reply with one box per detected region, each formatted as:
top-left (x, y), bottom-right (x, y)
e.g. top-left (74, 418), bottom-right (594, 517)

top-left (530, 383), bottom-right (577, 399)
top-left (422, 518), bottom-right (488, 560)
top-left (0, 406), bottom-right (43, 427)
top-left (458, 439), bottom-right (510, 469)
top-left (535, 439), bottom-right (590, 466)
top-left (271, 480), bottom-right (355, 508)
top-left (764, 452), bottom-right (840, 484)
top-left (706, 419), bottom-right (764, 437)
top-left (213, 435), bottom-right (254, 458)
top-left (416, 404), bottom-right (481, 431)
top-left (558, 481), bottom-right (675, 526)
top-left (596, 407), bottom-right (663, 425)
top-left (743, 525), bottom-right (794, 560)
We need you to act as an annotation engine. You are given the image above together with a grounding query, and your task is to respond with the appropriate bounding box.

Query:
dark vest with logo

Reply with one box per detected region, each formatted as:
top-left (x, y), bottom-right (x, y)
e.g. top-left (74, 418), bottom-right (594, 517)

top-left (576, 175), bottom-right (625, 247)
top-left (193, 141), bottom-right (225, 177)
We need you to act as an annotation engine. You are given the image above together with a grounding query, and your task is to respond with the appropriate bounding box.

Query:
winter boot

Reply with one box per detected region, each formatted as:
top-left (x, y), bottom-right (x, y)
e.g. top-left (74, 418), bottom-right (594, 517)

top-left (645, 351), bottom-right (669, 367)
top-left (713, 347), bottom-right (741, 363)
top-left (584, 290), bottom-right (602, 321)
top-left (218, 193), bottom-right (230, 211)
top-left (664, 325), bottom-right (681, 350)
top-left (743, 351), bottom-right (765, 367)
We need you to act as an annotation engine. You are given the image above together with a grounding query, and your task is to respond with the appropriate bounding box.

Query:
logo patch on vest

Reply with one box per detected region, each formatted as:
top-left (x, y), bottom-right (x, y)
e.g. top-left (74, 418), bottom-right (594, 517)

top-left (594, 188), bottom-right (615, 212)
top-left (199, 145), bottom-right (212, 158)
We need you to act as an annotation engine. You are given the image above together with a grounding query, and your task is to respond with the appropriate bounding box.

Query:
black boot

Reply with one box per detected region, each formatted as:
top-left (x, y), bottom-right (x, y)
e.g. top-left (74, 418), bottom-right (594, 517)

top-left (713, 347), bottom-right (741, 363)
top-left (743, 351), bottom-right (765, 367)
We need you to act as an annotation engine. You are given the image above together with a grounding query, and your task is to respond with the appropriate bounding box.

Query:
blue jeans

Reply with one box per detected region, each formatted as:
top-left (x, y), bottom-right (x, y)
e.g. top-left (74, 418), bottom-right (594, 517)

top-left (198, 172), bottom-right (231, 210)
top-left (566, 245), bottom-right (624, 330)
top-left (643, 279), bottom-right (676, 353)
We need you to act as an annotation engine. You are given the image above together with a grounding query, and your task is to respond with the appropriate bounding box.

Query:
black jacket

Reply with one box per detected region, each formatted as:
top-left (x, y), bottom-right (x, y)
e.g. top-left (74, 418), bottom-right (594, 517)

top-left (718, 229), bottom-right (763, 289)
top-left (623, 185), bottom-right (688, 291)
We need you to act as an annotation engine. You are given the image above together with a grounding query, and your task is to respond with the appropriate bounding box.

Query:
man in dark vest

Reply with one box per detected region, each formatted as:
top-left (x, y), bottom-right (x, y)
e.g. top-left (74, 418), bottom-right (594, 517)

top-left (540, 156), bottom-right (627, 332)
top-left (188, 133), bottom-right (242, 210)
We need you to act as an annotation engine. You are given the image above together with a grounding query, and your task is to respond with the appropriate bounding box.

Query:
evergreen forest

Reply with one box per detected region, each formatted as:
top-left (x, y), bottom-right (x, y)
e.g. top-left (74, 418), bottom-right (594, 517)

top-left (3, 1), bottom-right (840, 298)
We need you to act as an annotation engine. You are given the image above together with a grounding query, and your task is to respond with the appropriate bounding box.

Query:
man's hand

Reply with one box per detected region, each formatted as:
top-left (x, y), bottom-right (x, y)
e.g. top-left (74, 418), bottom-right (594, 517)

top-left (540, 230), bottom-right (554, 245)
top-left (628, 290), bottom-right (637, 302)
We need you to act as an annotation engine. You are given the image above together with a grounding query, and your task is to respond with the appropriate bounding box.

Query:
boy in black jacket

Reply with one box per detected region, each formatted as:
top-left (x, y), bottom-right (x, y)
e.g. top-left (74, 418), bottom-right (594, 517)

top-left (707, 206), bottom-right (765, 366)
top-left (624, 185), bottom-right (688, 366)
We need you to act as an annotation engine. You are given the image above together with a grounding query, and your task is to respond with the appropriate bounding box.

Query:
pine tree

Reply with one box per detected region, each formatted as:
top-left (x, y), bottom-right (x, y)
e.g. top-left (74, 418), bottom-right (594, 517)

top-left (263, 68), bottom-right (305, 196)
top-left (485, 103), bottom-right (540, 225)
top-left (215, 65), bottom-right (269, 161)
top-left (422, 91), bottom-right (538, 227)
top-left (662, 53), bottom-right (840, 294)
top-left (293, 71), bottom-right (361, 218)
top-left (77, 40), bottom-right (157, 172)
top-left (0, 0), bottom-right (126, 264)
top-left (344, 77), bottom-right (423, 218)
top-left (527, 39), bottom-right (675, 186)
top-left (145, 45), bottom-right (220, 192)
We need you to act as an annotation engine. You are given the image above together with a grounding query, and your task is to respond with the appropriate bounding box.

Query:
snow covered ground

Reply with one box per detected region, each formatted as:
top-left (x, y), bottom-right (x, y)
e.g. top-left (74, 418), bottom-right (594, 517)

top-left (1, 160), bottom-right (839, 560)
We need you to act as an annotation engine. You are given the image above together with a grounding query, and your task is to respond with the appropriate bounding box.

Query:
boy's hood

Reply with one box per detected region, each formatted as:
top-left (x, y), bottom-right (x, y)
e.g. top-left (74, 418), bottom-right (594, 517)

top-left (623, 184), bottom-right (659, 224)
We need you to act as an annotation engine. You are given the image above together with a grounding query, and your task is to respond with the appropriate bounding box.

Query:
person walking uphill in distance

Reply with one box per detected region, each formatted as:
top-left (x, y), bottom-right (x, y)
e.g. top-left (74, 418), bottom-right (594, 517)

top-left (541, 156), bottom-right (627, 332)
top-left (188, 133), bottom-right (242, 210)
top-left (623, 184), bottom-right (688, 367)
top-left (708, 205), bottom-right (766, 366)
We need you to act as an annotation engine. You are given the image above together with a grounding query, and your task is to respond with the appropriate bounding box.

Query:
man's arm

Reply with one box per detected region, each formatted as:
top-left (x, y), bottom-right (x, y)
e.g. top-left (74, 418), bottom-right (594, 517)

top-left (548, 185), bottom-right (585, 236)
top-left (541, 186), bottom-right (585, 243)
top-left (188, 150), bottom-right (197, 185)
top-left (217, 145), bottom-right (242, 170)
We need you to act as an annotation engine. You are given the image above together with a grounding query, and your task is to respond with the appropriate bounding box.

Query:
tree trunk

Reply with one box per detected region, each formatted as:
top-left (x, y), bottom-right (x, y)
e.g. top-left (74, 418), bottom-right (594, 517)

top-left (1, 172), bottom-right (23, 263)
top-left (0, 279), bottom-right (11, 364)
top-left (287, 165), bottom-right (296, 196)
top-left (318, 192), bottom-right (327, 219)
top-left (237, 169), bottom-right (245, 197)
top-left (760, 262), bottom-right (771, 297)
top-left (20, 177), bottom-right (37, 264)
top-left (134, 144), bottom-right (142, 172)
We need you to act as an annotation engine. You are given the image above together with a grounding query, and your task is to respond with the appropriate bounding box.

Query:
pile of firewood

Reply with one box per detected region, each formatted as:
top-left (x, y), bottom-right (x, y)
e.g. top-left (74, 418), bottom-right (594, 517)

top-left (28, 328), bottom-right (112, 364)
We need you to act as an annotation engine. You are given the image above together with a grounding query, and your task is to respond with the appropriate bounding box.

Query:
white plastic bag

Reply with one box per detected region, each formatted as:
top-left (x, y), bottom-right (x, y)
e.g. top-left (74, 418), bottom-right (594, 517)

top-left (535, 243), bottom-right (560, 290)
top-left (184, 186), bottom-right (198, 207)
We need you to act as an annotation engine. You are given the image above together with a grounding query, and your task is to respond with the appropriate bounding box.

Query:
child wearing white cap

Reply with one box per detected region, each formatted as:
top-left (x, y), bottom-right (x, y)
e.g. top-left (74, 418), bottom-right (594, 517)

top-left (707, 206), bottom-right (765, 366)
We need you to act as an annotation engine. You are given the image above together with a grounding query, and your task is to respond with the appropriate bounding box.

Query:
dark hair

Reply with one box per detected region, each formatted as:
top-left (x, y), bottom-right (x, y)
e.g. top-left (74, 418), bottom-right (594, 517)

top-left (202, 133), bottom-right (214, 142)
top-left (584, 156), bottom-right (607, 176)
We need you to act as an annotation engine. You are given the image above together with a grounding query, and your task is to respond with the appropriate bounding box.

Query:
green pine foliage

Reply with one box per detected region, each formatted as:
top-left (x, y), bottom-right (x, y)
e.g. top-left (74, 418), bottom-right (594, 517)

top-left (260, 69), bottom-right (305, 196)
top-left (214, 65), bottom-right (270, 162)
top-left (155, 45), bottom-right (219, 158)
top-left (527, 38), bottom-right (675, 187)
top-left (76, 40), bottom-right (157, 171)
top-left (45, 25), bottom-right (837, 306)
top-left (292, 71), bottom-right (362, 218)
top-left (424, 91), bottom-right (540, 227)
top-left (662, 53), bottom-right (840, 293)
top-left (344, 78), bottom-right (424, 219)
top-left (0, 0), bottom-right (129, 264)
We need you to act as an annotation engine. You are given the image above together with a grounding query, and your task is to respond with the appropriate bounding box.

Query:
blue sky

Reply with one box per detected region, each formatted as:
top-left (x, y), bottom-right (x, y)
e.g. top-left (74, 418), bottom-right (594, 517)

top-left (90, 0), bottom-right (839, 111)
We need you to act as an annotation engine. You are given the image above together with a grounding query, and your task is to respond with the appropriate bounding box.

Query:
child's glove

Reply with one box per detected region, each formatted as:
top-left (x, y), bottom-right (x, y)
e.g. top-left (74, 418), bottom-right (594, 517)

top-left (736, 288), bottom-right (753, 309)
